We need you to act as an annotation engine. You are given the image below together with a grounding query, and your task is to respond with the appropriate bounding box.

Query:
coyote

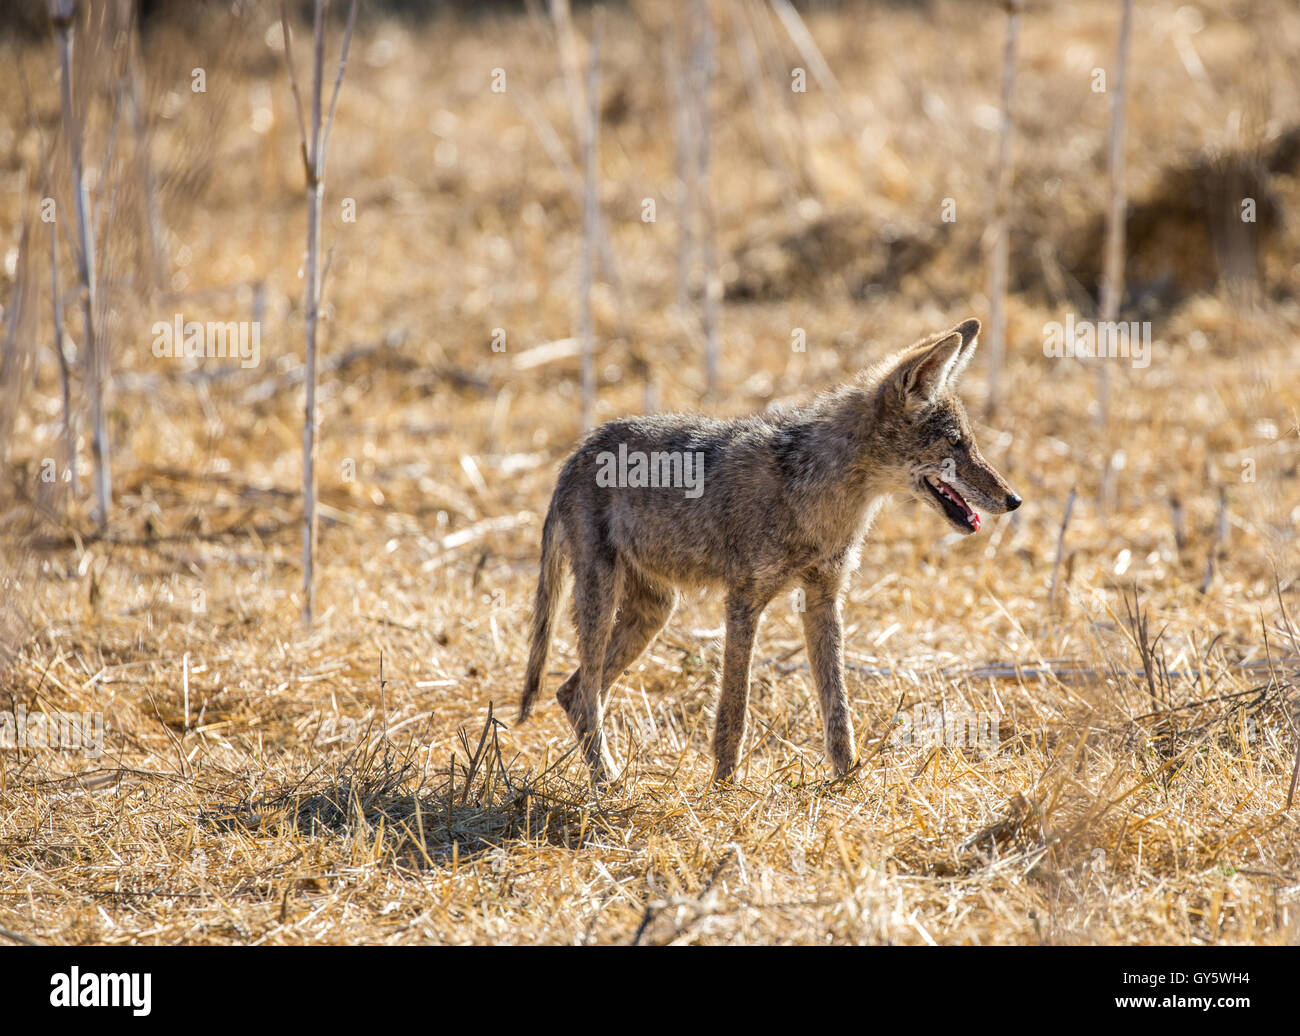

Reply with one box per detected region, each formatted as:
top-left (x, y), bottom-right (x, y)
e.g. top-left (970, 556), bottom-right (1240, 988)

top-left (520, 318), bottom-right (1021, 784)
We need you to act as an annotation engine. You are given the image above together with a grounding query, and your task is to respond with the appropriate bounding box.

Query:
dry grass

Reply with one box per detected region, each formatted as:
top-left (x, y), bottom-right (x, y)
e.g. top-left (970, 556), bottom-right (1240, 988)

top-left (1, 0), bottom-right (1299, 944)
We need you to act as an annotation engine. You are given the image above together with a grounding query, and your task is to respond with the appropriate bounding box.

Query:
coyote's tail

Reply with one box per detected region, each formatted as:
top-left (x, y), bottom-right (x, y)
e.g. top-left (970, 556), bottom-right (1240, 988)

top-left (519, 499), bottom-right (567, 722)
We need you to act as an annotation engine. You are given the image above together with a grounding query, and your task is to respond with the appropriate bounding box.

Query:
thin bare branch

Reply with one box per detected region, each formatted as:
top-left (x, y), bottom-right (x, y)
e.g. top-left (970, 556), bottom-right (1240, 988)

top-left (320, 0), bottom-right (360, 164)
top-left (1097, 0), bottom-right (1134, 427)
top-left (985, 0), bottom-right (1022, 420)
top-left (579, 23), bottom-right (600, 433)
top-left (279, 0), bottom-right (310, 170)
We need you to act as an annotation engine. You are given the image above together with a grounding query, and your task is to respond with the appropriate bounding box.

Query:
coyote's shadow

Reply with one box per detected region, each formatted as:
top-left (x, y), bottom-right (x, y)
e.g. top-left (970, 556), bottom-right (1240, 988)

top-left (201, 710), bottom-right (625, 867)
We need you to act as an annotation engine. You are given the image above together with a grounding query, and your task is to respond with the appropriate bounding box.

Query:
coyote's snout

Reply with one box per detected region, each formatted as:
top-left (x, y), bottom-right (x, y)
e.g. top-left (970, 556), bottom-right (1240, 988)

top-left (520, 318), bottom-right (1021, 785)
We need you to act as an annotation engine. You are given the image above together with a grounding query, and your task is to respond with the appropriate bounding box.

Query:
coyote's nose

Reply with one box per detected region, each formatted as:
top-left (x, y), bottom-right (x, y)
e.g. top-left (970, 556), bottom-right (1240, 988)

top-left (1005, 492), bottom-right (1022, 511)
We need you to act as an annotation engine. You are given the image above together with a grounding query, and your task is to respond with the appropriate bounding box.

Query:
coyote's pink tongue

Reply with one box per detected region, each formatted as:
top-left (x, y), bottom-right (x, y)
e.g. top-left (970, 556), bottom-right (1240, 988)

top-left (933, 478), bottom-right (980, 531)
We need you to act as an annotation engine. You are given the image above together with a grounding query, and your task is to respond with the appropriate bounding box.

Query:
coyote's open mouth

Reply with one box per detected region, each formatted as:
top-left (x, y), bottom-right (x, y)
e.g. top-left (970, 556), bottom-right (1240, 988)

top-left (923, 475), bottom-right (980, 532)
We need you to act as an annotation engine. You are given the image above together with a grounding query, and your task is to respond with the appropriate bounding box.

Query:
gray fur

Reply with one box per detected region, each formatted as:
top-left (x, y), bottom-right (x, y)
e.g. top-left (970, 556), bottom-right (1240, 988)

top-left (519, 318), bottom-right (1021, 785)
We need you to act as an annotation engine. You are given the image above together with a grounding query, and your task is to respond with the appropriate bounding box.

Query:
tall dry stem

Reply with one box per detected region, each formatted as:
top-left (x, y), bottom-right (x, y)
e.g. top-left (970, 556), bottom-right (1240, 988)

top-left (51, 0), bottom-right (109, 527)
top-left (985, 0), bottom-right (1022, 420)
top-left (280, 0), bottom-right (359, 624)
top-left (1098, 0), bottom-right (1134, 428)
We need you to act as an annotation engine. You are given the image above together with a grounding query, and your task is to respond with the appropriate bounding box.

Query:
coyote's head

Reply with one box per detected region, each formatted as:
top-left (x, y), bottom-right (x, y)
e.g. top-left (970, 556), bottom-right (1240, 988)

top-left (874, 318), bottom-right (1021, 535)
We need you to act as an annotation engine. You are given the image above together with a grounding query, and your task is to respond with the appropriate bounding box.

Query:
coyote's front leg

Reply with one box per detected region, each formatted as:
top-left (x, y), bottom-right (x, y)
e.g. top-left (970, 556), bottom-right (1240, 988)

top-left (801, 574), bottom-right (856, 776)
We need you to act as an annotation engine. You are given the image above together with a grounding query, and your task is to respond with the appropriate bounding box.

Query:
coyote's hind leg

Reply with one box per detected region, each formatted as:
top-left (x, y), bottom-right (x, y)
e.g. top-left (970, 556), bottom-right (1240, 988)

top-left (566, 546), bottom-right (619, 783)
top-left (558, 568), bottom-right (678, 775)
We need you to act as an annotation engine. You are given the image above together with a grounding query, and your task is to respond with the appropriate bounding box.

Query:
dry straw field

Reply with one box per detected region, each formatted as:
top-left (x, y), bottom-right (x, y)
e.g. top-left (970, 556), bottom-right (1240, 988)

top-left (1, 0), bottom-right (1299, 945)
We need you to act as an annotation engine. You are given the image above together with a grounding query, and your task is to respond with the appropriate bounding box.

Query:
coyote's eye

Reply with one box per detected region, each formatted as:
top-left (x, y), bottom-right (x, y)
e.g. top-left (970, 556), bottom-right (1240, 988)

top-left (947, 433), bottom-right (962, 447)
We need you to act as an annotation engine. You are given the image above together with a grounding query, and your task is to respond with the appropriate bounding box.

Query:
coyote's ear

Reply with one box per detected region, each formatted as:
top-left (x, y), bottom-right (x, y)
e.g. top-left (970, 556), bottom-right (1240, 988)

top-left (941, 315), bottom-right (977, 387)
top-left (896, 330), bottom-right (965, 403)
top-left (945, 318), bottom-right (980, 385)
